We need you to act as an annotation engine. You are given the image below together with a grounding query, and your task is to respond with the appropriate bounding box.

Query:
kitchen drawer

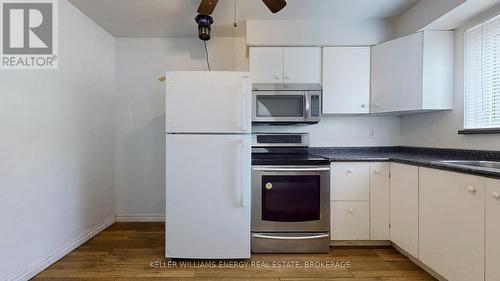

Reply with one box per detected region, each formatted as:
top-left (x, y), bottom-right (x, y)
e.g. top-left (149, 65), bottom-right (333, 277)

top-left (331, 201), bottom-right (370, 240)
top-left (331, 162), bottom-right (370, 200)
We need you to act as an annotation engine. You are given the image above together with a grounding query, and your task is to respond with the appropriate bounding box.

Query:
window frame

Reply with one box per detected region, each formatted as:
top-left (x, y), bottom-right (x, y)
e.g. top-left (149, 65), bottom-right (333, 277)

top-left (461, 14), bottom-right (500, 135)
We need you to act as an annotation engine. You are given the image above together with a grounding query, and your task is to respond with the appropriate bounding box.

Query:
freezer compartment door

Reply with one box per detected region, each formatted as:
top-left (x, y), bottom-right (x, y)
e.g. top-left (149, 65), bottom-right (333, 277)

top-left (165, 71), bottom-right (252, 134)
top-left (165, 134), bottom-right (251, 259)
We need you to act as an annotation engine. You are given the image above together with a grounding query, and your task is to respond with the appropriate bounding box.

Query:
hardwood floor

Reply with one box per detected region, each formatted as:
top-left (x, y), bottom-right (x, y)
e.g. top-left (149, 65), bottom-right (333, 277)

top-left (32, 222), bottom-right (436, 281)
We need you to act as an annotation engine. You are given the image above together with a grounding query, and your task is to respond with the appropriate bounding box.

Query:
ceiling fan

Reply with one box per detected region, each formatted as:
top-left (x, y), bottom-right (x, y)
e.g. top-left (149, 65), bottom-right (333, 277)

top-left (195, 0), bottom-right (287, 41)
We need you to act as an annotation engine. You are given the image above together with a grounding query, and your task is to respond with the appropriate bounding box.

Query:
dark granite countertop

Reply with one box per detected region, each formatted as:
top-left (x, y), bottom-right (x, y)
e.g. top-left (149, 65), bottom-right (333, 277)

top-left (308, 146), bottom-right (500, 180)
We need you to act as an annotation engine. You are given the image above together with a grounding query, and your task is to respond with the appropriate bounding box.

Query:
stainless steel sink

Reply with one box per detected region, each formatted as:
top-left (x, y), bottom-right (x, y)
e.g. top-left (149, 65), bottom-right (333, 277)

top-left (438, 160), bottom-right (500, 171)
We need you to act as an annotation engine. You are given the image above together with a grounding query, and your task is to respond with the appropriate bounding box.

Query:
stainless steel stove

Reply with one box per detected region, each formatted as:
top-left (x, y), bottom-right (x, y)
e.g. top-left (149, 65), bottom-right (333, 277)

top-left (251, 133), bottom-right (330, 253)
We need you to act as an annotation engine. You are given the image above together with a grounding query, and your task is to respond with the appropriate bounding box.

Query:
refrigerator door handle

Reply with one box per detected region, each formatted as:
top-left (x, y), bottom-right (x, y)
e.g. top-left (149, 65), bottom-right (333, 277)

top-left (239, 141), bottom-right (247, 207)
top-left (240, 81), bottom-right (250, 132)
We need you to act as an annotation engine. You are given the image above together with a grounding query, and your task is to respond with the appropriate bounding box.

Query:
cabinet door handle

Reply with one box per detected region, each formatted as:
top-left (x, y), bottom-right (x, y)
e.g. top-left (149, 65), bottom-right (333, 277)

top-left (467, 186), bottom-right (476, 193)
top-left (273, 76), bottom-right (280, 80)
top-left (492, 192), bottom-right (500, 199)
top-left (361, 104), bottom-right (366, 108)
top-left (346, 169), bottom-right (353, 174)
top-left (347, 209), bottom-right (354, 213)
top-left (284, 76), bottom-right (290, 80)
top-left (374, 169), bottom-right (380, 174)
top-left (373, 103), bottom-right (381, 108)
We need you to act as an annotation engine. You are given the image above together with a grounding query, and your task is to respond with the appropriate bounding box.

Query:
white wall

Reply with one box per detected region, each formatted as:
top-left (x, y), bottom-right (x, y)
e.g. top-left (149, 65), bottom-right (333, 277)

top-left (0, 1), bottom-right (116, 280)
top-left (254, 117), bottom-right (400, 147)
top-left (400, 5), bottom-right (500, 151)
top-left (247, 19), bottom-right (396, 46)
top-left (396, 0), bottom-right (466, 36)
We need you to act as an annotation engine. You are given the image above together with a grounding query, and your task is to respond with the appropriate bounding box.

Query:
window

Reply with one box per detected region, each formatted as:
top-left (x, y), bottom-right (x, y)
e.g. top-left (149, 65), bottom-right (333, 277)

top-left (464, 15), bottom-right (500, 130)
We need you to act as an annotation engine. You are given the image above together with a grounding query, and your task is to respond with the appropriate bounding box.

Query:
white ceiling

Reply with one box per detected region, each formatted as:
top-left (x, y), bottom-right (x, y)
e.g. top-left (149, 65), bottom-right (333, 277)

top-left (69, 0), bottom-right (419, 37)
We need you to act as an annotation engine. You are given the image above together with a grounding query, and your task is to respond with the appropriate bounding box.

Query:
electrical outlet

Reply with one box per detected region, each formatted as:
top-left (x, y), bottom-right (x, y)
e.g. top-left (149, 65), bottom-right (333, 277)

top-left (368, 129), bottom-right (376, 140)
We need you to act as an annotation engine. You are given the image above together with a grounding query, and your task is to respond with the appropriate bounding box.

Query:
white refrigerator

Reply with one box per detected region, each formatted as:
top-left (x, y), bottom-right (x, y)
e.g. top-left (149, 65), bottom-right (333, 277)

top-left (165, 71), bottom-right (252, 259)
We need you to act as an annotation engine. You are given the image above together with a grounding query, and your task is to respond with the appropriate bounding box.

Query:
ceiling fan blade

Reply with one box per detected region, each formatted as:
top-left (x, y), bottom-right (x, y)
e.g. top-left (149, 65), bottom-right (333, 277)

top-left (197, 0), bottom-right (219, 15)
top-left (262, 0), bottom-right (287, 13)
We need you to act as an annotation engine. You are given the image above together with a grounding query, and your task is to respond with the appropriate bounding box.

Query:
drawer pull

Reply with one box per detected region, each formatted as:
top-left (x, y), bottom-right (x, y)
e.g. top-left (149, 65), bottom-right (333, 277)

top-left (347, 169), bottom-right (353, 174)
top-left (347, 209), bottom-right (354, 213)
top-left (374, 170), bottom-right (380, 174)
top-left (467, 186), bottom-right (476, 193)
top-left (492, 192), bottom-right (500, 199)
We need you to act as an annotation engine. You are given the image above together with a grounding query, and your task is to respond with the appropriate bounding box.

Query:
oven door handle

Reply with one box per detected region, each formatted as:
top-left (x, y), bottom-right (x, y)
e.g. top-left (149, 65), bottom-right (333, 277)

top-left (252, 167), bottom-right (330, 172)
top-left (253, 234), bottom-right (330, 240)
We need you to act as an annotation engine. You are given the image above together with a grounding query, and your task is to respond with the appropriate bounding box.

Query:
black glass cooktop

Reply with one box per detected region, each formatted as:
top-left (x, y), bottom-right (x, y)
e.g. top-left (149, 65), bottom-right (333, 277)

top-left (252, 148), bottom-right (330, 166)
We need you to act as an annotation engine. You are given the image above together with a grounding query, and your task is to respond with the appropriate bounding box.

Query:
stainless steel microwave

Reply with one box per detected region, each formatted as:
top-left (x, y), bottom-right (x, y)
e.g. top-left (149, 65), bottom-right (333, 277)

top-left (252, 84), bottom-right (322, 125)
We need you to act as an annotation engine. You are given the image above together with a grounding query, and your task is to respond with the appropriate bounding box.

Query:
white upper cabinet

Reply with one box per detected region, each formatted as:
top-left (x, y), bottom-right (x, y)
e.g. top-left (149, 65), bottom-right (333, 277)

top-left (249, 47), bottom-right (284, 84)
top-left (390, 163), bottom-right (419, 258)
top-left (283, 47), bottom-right (321, 84)
top-left (371, 31), bottom-right (454, 114)
top-left (419, 168), bottom-right (485, 281)
top-left (486, 179), bottom-right (500, 281)
top-left (250, 47), bottom-right (321, 84)
top-left (323, 47), bottom-right (370, 114)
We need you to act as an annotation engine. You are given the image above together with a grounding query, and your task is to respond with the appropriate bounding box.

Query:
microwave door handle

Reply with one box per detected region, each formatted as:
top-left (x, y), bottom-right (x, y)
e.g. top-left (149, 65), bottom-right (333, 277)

top-left (305, 93), bottom-right (311, 119)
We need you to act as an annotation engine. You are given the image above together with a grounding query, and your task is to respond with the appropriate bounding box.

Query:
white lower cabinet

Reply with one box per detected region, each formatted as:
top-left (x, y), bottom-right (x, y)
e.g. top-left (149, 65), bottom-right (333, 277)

top-left (330, 162), bottom-right (371, 240)
top-left (390, 163), bottom-right (419, 258)
top-left (330, 160), bottom-right (500, 280)
top-left (419, 168), bottom-right (485, 281)
top-left (486, 179), bottom-right (500, 281)
top-left (330, 162), bottom-right (390, 241)
top-left (370, 162), bottom-right (390, 240)
top-left (331, 201), bottom-right (370, 240)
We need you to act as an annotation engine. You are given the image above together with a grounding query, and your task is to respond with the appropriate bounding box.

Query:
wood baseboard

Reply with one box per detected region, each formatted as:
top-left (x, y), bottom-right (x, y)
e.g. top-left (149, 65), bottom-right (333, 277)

top-left (116, 214), bottom-right (165, 222)
top-left (6, 216), bottom-right (115, 281)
